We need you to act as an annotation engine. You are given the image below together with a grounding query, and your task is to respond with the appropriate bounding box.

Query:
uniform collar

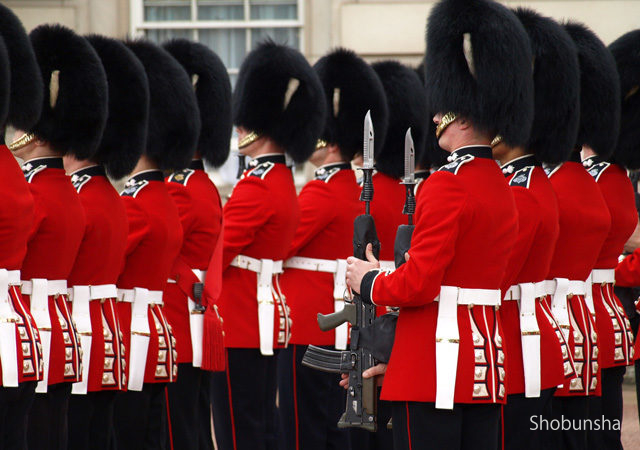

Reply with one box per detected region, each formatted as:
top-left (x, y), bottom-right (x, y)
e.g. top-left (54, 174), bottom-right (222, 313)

top-left (500, 154), bottom-right (540, 177)
top-left (22, 156), bottom-right (63, 171)
top-left (127, 169), bottom-right (164, 184)
top-left (415, 169), bottom-right (430, 180)
top-left (248, 153), bottom-right (286, 167)
top-left (448, 145), bottom-right (492, 161)
top-left (70, 164), bottom-right (106, 178)
top-left (314, 162), bottom-right (351, 177)
top-left (582, 155), bottom-right (605, 168)
top-left (190, 159), bottom-right (205, 171)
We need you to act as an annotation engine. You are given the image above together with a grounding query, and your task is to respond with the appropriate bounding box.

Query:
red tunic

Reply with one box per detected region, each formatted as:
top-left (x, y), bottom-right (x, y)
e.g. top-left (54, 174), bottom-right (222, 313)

top-left (371, 171), bottom-right (406, 264)
top-left (280, 163), bottom-right (361, 345)
top-left (360, 146), bottom-right (518, 404)
top-left (218, 154), bottom-right (299, 349)
top-left (498, 155), bottom-right (571, 395)
top-left (546, 160), bottom-right (611, 396)
top-left (0, 146), bottom-right (42, 386)
top-left (164, 160), bottom-right (222, 364)
top-left (67, 165), bottom-right (128, 391)
top-left (117, 170), bottom-right (183, 384)
top-left (583, 156), bottom-right (636, 368)
top-left (21, 157), bottom-right (86, 386)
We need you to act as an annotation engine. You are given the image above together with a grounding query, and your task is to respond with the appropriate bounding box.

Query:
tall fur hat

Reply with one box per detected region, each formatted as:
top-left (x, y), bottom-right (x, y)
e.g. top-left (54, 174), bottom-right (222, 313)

top-left (86, 35), bottom-right (149, 179)
top-left (313, 48), bottom-right (388, 161)
top-left (0, 4), bottom-right (43, 132)
top-left (0, 38), bottom-right (9, 131)
top-left (425, 0), bottom-right (534, 147)
top-left (233, 40), bottom-right (325, 163)
top-left (372, 61), bottom-right (428, 178)
top-left (564, 22), bottom-right (621, 158)
top-left (28, 25), bottom-right (108, 158)
top-left (609, 30), bottom-right (640, 169)
top-left (515, 9), bottom-right (580, 164)
top-left (164, 39), bottom-right (232, 168)
top-left (126, 39), bottom-right (200, 171)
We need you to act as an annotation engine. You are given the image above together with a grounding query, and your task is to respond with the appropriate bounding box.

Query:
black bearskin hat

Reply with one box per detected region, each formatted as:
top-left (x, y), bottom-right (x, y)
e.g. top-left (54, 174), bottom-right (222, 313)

top-left (28, 25), bottom-right (108, 158)
top-left (0, 4), bottom-right (43, 133)
top-left (126, 39), bottom-right (200, 171)
top-left (425, 0), bottom-right (534, 147)
top-left (86, 35), bottom-right (149, 179)
top-left (514, 9), bottom-right (580, 164)
top-left (0, 38), bottom-right (9, 131)
top-left (314, 48), bottom-right (388, 161)
top-left (372, 61), bottom-right (428, 178)
top-left (164, 39), bottom-right (232, 168)
top-left (233, 40), bottom-right (325, 163)
top-left (564, 22), bottom-right (620, 158)
top-left (609, 30), bottom-right (640, 169)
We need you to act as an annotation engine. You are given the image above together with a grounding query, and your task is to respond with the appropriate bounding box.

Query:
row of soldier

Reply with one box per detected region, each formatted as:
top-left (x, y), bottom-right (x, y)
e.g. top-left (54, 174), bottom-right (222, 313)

top-left (1, 0), bottom-right (640, 450)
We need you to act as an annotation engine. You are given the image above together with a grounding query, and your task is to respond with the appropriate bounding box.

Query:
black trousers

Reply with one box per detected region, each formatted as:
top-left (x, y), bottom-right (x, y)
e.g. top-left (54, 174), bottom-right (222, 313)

top-left (27, 382), bottom-right (72, 450)
top-left (350, 399), bottom-right (393, 450)
top-left (502, 388), bottom-right (555, 450)
top-left (0, 381), bottom-right (36, 450)
top-left (277, 345), bottom-right (350, 450)
top-left (587, 365), bottom-right (626, 450)
top-left (113, 383), bottom-right (168, 450)
top-left (391, 401), bottom-right (501, 450)
top-left (68, 390), bottom-right (117, 450)
top-left (551, 396), bottom-right (589, 450)
top-left (199, 370), bottom-right (215, 450)
top-left (210, 348), bottom-right (279, 450)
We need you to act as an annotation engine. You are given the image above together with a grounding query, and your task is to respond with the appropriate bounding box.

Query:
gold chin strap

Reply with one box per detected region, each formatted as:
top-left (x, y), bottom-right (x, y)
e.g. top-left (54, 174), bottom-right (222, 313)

top-left (491, 135), bottom-right (503, 148)
top-left (435, 112), bottom-right (458, 138)
top-left (7, 133), bottom-right (35, 152)
top-left (238, 131), bottom-right (260, 149)
top-left (316, 139), bottom-right (328, 150)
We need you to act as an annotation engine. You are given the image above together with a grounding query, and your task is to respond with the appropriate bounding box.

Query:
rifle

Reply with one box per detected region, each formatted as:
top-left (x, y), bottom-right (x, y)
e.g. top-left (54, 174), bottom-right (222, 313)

top-left (302, 110), bottom-right (381, 431)
top-left (394, 128), bottom-right (416, 268)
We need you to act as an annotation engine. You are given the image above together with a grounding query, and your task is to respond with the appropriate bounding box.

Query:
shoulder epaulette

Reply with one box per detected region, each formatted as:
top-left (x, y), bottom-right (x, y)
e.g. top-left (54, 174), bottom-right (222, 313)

top-left (120, 179), bottom-right (149, 198)
top-left (247, 161), bottom-right (275, 180)
top-left (438, 154), bottom-right (474, 175)
top-left (509, 166), bottom-right (535, 189)
top-left (543, 163), bottom-right (561, 178)
top-left (586, 161), bottom-right (611, 182)
top-left (167, 168), bottom-right (195, 186)
top-left (71, 173), bottom-right (92, 193)
top-left (314, 166), bottom-right (341, 183)
top-left (22, 163), bottom-right (46, 183)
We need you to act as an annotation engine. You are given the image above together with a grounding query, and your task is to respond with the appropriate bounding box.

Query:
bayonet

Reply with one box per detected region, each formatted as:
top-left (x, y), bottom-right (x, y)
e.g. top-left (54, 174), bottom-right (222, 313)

top-left (402, 128), bottom-right (415, 185)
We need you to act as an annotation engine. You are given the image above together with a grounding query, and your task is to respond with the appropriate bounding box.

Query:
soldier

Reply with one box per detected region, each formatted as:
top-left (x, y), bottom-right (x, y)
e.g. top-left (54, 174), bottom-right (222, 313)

top-left (210, 40), bottom-right (325, 450)
top-left (277, 48), bottom-right (384, 450)
top-left (0, 5), bottom-right (44, 449)
top-left (112, 39), bottom-right (199, 450)
top-left (345, 0), bottom-right (533, 448)
top-left (7, 24), bottom-right (108, 450)
top-left (491, 9), bottom-right (580, 448)
top-left (162, 38), bottom-right (232, 450)
top-left (65, 35), bottom-right (149, 450)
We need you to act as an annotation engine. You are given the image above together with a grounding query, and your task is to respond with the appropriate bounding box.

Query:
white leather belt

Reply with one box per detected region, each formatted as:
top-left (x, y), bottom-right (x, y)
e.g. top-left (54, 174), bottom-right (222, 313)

top-left (21, 278), bottom-right (67, 393)
top-left (284, 256), bottom-right (349, 350)
top-left (126, 287), bottom-right (152, 391)
top-left (504, 282), bottom-right (547, 301)
top-left (379, 260), bottom-right (395, 272)
top-left (231, 255), bottom-right (284, 356)
top-left (70, 285), bottom-right (92, 395)
top-left (0, 270), bottom-right (21, 387)
top-left (591, 269), bottom-right (615, 284)
top-left (549, 278), bottom-right (587, 342)
top-left (118, 288), bottom-right (162, 305)
top-left (434, 286), bottom-right (501, 409)
top-left (192, 269), bottom-right (207, 283)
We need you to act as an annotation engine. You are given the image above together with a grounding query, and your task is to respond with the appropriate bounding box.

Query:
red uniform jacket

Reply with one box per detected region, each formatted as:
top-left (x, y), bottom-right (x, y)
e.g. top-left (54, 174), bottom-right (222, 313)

top-left (583, 156), bottom-right (636, 368)
top-left (117, 170), bottom-right (183, 384)
top-left (371, 171), bottom-right (406, 264)
top-left (546, 159), bottom-right (611, 396)
top-left (165, 160), bottom-right (223, 364)
top-left (360, 146), bottom-right (518, 404)
top-left (219, 154), bottom-right (299, 349)
top-left (280, 163), bottom-right (361, 345)
top-left (21, 157), bottom-right (86, 385)
top-left (499, 155), bottom-right (570, 395)
top-left (67, 165), bottom-right (128, 391)
top-left (0, 146), bottom-right (42, 385)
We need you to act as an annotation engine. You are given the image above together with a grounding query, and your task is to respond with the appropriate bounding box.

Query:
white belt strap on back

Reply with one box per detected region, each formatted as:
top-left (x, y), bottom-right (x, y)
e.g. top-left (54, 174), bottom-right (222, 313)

top-left (129, 287), bottom-right (151, 391)
top-left (257, 259), bottom-right (275, 356)
top-left (189, 269), bottom-right (205, 368)
top-left (333, 260), bottom-right (348, 350)
top-left (518, 282), bottom-right (541, 398)
top-left (71, 285), bottom-right (92, 395)
top-left (434, 286), bottom-right (460, 410)
top-left (551, 278), bottom-right (570, 342)
top-left (28, 279), bottom-right (51, 393)
top-left (584, 273), bottom-right (595, 316)
top-left (0, 269), bottom-right (19, 387)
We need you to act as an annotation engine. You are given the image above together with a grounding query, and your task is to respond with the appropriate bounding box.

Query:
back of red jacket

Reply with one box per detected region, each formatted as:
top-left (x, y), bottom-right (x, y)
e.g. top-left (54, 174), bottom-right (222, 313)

top-left (370, 171), bottom-right (405, 264)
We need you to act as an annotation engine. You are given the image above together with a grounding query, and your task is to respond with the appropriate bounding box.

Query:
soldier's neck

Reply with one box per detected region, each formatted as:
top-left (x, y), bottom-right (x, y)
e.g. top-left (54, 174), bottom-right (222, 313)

top-left (319, 151), bottom-right (346, 167)
top-left (580, 146), bottom-right (597, 161)
top-left (63, 155), bottom-right (97, 175)
top-left (494, 145), bottom-right (527, 167)
top-left (130, 154), bottom-right (159, 176)
top-left (15, 143), bottom-right (58, 163)
top-left (243, 138), bottom-right (284, 159)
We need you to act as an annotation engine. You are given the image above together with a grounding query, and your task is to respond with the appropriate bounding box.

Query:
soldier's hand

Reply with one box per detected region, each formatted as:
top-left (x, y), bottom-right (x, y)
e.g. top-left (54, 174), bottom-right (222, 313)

top-left (346, 243), bottom-right (380, 294)
top-left (339, 363), bottom-right (388, 390)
